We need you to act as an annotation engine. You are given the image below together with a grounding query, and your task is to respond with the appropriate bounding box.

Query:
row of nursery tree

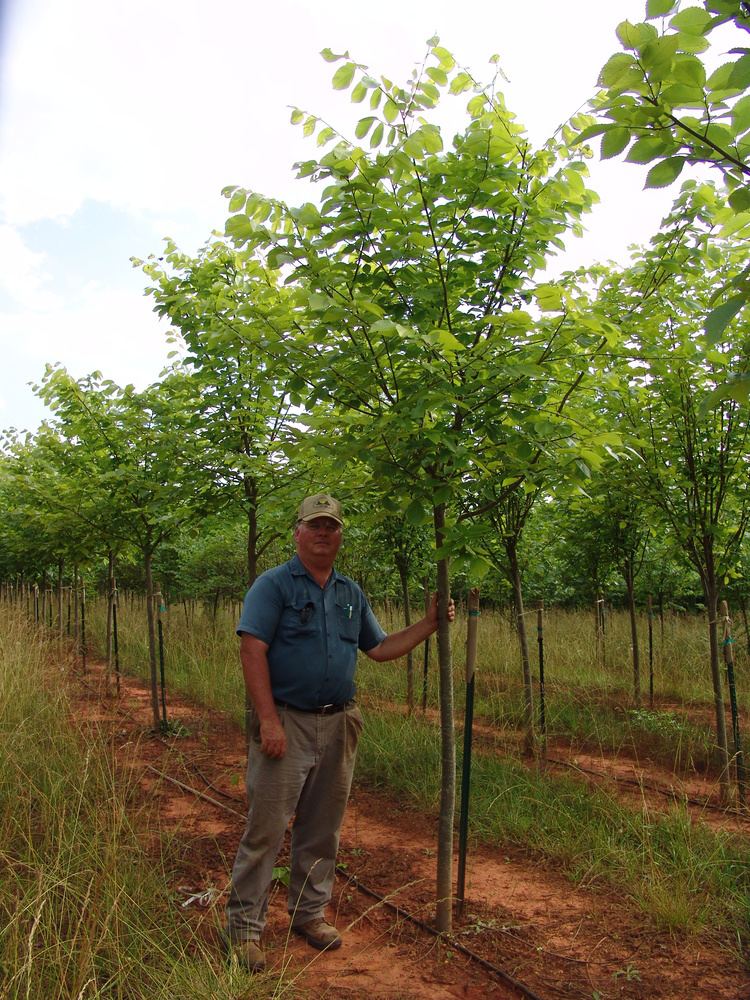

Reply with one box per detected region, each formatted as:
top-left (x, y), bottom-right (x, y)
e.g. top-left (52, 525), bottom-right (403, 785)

top-left (2, 0), bottom-right (750, 927)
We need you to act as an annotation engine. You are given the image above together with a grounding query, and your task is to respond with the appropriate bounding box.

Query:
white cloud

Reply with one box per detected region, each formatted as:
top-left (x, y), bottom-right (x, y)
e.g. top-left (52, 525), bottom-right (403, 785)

top-left (0, 0), bottom-right (690, 430)
top-left (0, 225), bottom-right (56, 308)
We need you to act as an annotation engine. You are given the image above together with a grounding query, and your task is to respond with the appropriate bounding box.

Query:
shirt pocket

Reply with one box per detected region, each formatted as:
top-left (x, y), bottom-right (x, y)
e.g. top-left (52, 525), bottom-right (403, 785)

top-left (336, 599), bottom-right (360, 643)
top-left (280, 601), bottom-right (318, 638)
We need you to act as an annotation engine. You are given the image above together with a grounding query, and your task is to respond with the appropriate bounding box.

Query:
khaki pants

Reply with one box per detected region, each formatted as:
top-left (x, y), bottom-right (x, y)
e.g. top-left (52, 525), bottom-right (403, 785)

top-left (226, 702), bottom-right (363, 940)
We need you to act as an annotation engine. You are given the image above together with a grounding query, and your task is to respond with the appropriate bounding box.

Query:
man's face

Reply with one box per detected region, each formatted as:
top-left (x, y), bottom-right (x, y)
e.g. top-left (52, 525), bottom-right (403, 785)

top-left (294, 516), bottom-right (343, 565)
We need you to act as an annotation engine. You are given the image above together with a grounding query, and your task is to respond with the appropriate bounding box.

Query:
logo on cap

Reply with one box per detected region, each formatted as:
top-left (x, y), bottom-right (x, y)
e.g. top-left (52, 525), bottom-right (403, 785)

top-left (297, 493), bottom-right (344, 525)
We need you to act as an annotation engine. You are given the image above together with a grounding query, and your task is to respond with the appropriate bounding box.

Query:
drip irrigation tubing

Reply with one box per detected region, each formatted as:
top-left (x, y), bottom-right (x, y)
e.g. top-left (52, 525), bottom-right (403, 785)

top-left (142, 759), bottom-right (549, 1000)
top-left (336, 869), bottom-right (549, 1000)
top-left (545, 755), bottom-right (750, 820)
top-left (76, 668), bottom-right (246, 806)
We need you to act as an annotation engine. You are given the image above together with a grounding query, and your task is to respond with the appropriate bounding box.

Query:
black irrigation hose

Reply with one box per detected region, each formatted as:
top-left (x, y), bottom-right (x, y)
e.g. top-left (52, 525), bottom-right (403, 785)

top-left (545, 755), bottom-right (750, 820)
top-left (144, 765), bottom-right (247, 819)
top-left (336, 868), bottom-right (549, 1000)
top-left (77, 671), bottom-right (246, 806)
top-left (142, 759), bottom-right (549, 1000)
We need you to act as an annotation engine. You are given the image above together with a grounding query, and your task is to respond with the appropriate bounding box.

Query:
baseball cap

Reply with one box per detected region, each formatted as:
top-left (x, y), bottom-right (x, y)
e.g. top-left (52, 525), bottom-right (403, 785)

top-left (297, 493), bottom-right (344, 525)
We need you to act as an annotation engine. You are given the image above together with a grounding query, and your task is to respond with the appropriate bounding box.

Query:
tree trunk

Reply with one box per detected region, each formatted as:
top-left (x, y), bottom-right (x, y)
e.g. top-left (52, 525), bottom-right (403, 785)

top-left (433, 503), bottom-right (455, 933)
top-left (397, 560), bottom-right (414, 714)
top-left (56, 558), bottom-right (64, 637)
top-left (144, 547), bottom-right (160, 730)
top-left (506, 537), bottom-right (535, 756)
top-left (624, 559), bottom-right (640, 705)
top-left (244, 474), bottom-right (259, 586)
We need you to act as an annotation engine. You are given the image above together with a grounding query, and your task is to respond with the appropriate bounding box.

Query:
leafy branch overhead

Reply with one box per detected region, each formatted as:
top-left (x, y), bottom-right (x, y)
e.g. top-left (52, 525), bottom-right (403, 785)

top-left (576, 1), bottom-right (750, 351)
top-left (222, 39), bottom-right (621, 525)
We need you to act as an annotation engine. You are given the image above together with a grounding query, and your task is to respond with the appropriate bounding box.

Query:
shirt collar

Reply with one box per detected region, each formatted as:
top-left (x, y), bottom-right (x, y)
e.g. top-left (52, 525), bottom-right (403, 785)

top-left (290, 553), bottom-right (341, 586)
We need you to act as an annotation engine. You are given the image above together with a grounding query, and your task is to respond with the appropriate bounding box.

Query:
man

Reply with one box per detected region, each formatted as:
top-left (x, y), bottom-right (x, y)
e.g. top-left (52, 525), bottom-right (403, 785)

top-left (225, 492), bottom-right (455, 971)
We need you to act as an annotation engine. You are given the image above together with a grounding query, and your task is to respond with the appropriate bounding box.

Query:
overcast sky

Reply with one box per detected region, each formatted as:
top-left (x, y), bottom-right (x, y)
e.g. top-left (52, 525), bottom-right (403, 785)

top-left (0, 0), bottom-right (683, 432)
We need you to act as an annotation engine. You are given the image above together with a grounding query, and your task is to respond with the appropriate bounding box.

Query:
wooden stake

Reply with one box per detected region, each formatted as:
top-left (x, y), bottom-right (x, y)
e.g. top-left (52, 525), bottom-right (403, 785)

top-left (648, 594), bottom-right (654, 709)
top-left (536, 600), bottom-right (546, 754)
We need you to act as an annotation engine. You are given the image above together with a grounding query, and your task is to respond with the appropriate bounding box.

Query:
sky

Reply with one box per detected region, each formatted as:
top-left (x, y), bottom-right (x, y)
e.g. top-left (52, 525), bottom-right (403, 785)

top-left (0, 0), bottom-right (687, 433)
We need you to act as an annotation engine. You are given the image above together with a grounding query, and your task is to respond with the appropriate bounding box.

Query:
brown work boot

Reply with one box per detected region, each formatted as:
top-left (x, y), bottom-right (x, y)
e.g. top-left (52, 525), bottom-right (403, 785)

top-left (292, 916), bottom-right (342, 951)
top-left (223, 932), bottom-right (266, 971)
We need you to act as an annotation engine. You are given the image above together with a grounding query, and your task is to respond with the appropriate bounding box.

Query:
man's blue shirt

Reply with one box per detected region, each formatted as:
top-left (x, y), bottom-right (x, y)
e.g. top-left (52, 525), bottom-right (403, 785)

top-left (236, 554), bottom-right (386, 709)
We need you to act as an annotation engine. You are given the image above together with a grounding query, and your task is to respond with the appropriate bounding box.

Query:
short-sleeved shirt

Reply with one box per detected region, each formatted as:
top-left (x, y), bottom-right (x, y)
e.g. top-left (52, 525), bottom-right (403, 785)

top-left (236, 554), bottom-right (386, 710)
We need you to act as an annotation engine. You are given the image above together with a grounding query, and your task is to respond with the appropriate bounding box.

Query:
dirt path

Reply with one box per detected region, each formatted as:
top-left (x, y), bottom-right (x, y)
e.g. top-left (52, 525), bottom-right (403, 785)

top-left (73, 664), bottom-right (750, 1000)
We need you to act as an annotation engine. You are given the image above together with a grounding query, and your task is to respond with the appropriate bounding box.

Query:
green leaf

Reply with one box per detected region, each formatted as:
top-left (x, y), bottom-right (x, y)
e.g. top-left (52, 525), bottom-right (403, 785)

top-left (355, 116), bottom-right (376, 139)
top-left (450, 71), bottom-right (473, 95)
top-left (728, 186), bottom-right (750, 212)
top-left (641, 35), bottom-right (680, 78)
top-left (426, 66), bottom-right (448, 86)
top-left (669, 6), bottom-right (712, 33)
top-left (405, 498), bottom-right (429, 525)
top-left (644, 156), bottom-right (686, 187)
top-left (672, 55), bottom-right (706, 87)
top-left (732, 94), bottom-right (750, 134)
top-left (432, 45), bottom-right (456, 70)
top-left (616, 20), bottom-right (658, 51)
top-left (422, 125), bottom-right (443, 153)
top-left (467, 555), bottom-right (491, 581)
top-left (625, 135), bottom-right (674, 163)
top-left (701, 373), bottom-right (750, 412)
top-left (228, 190), bottom-right (246, 213)
top-left (225, 215), bottom-right (255, 243)
top-left (467, 93), bottom-right (488, 118)
top-left (320, 47), bottom-right (346, 63)
top-left (534, 285), bottom-right (564, 312)
top-left (646, 0), bottom-right (677, 15)
top-left (383, 98), bottom-right (399, 124)
top-left (704, 294), bottom-right (747, 342)
top-left (370, 121), bottom-right (384, 148)
top-left (601, 127), bottom-right (631, 159)
top-left (351, 81), bottom-right (367, 103)
top-left (729, 55), bottom-right (750, 89)
top-left (290, 108), bottom-right (304, 125)
top-left (429, 328), bottom-right (465, 353)
top-left (572, 123), bottom-right (609, 145)
top-left (598, 53), bottom-right (637, 88)
top-left (332, 62), bottom-right (356, 90)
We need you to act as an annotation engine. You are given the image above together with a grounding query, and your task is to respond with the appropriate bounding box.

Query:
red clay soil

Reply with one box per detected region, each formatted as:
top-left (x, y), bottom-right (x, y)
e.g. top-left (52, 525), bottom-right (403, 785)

top-left (72, 664), bottom-right (750, 1000)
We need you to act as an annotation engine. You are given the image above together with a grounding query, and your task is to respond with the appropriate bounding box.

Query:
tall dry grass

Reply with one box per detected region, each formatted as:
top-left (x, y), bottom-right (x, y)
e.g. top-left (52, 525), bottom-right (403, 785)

top-left (0, 605), bottom-right (282, 999)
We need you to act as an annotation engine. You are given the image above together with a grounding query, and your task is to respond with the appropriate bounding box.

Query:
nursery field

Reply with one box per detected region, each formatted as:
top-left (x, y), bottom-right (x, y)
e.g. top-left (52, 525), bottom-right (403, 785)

top-left (2, 596), bottom-right (749, 998)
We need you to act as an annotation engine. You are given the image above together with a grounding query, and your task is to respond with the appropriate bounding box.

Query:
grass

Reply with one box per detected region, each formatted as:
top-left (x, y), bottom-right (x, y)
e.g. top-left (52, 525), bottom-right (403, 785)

top-left (77, 593), bottom-right (750, 937)
top-left (355, 711), bottom-right (750, 937)
top-left (0, 605), bottom-right (285, 999)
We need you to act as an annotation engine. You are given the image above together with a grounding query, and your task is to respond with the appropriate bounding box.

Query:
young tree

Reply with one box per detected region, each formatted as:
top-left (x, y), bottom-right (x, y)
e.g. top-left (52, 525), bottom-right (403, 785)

top-left (139, 241), bottom-right (304, 586)
top-left (221, 41), bottom-right (619, 930)
top-left (603, 198), bottom-right (750, 802)
top-left (37, 367), bottom-right (220, 729)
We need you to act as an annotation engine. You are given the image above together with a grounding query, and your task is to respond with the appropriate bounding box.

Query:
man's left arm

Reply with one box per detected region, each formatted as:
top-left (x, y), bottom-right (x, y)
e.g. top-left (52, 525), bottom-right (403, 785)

top-left (365, 592), bottom-right (455, 663)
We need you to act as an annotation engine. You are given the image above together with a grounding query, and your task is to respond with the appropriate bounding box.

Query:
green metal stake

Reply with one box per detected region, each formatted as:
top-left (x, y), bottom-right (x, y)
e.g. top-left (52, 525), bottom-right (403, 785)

top-left (721, 601), bottom-right (746, 807)
top-left (155, 591), bottom-right (168, 731)
top-left (457, 588), bottom-right (480, 918)
top-left (421, 580), bottom-right (430, 712)
top-left (80, 585), bottom-right (87, 674)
